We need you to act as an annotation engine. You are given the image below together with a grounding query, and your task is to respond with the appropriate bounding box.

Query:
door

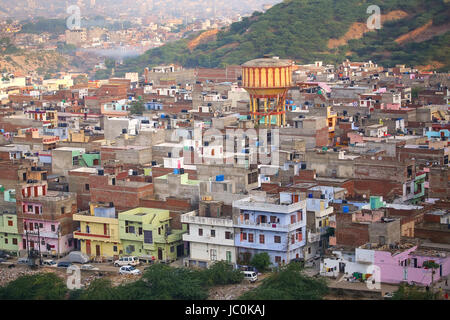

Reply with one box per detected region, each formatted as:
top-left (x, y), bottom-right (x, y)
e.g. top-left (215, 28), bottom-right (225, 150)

top-left (158, 248), bottom-right (163, 260)
top-left (86, 240), bottom-right (91, 255)
top-left (96, 245), bottom-right (101, 257)
top-left (176, 245), bottom-right (184, 258)
top-left (226, 251), bottom-right (232, 263)
top-left (339, 262), bottom-right (345, 273)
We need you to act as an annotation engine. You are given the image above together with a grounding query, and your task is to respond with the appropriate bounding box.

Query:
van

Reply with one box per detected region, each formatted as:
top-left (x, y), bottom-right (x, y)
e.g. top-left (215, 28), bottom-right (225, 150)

top-left (114, 256), bottom-right (140, 267)
top-left (67, 251), bottom-right (90, 264)
top-left (243, 271), bottom-right (258, 283)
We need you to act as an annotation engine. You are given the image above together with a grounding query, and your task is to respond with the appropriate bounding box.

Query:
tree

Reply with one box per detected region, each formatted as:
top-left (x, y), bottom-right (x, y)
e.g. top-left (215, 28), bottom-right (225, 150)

top-left (250, 252), bottom-right (271, 272)
top-left (136, 264), bottom-right (208, 300)
top-left (0, 273), bottom-right (67, 300)
top-left (197, 261), bottom-right (244, 286)
top-left (78, 279), bottom-right (119, 300)
top-left (239, 263), bottom-right (328, 300)
top-left (129, 100), bottom-right (145, 115)
top-left (423, 260), bottom-right (440, 290)
top-left (392, 283), bottom-right (438, 300)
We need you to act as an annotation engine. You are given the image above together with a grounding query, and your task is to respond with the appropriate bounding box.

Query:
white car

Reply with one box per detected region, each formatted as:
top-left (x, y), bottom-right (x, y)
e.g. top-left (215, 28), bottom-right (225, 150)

top-left (42, 259), bottom-right (57, 267)
top-left (81, 264), bottom-right (99, 271)
top-left (119, 266), bottom-right (141, 275)
top-left (114, 256), bottom-right (140, 267)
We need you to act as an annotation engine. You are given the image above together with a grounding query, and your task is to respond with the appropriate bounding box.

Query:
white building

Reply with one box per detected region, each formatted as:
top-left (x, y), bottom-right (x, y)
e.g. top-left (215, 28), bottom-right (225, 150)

top-left (181, 208), bottom-right (236, 268)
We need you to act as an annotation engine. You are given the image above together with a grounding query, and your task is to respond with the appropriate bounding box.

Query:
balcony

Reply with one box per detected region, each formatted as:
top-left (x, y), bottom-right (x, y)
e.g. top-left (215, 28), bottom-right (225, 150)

top-left (235, 219), bottom-right (305, 232)
top-left (73, 231), bottom-right (113, 241)
top-left (308, 232), bottom-right (321, 243)
top-left (182, 233), bottom-right (234, 247)
top-left (181, 212), bottom-right (233, 227)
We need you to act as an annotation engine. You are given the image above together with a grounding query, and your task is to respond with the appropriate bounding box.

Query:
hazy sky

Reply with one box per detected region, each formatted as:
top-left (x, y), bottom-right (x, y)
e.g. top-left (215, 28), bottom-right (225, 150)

top-left (0, 0), bottom-right (283, 19)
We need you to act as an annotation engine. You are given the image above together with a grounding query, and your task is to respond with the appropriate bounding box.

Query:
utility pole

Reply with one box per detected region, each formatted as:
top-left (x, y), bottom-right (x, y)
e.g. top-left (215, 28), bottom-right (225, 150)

top-left (24, 222), bottom-right (30, 258)
top-left (37, 224), bottom-right (42, 265)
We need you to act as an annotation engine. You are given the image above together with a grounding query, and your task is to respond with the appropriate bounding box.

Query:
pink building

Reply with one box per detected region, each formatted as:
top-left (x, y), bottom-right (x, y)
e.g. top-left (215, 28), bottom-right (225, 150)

top-left (374, 245), bottom-right (450, 286)
top-left (22, 218), bottom-right (74, 255)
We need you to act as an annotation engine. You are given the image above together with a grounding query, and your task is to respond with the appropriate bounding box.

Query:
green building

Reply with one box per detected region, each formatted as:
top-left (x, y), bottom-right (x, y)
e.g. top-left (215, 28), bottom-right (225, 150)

top-left (0, 211), bottom-right (21, 254)
top-left (118, 208), bottom-right (187, 263)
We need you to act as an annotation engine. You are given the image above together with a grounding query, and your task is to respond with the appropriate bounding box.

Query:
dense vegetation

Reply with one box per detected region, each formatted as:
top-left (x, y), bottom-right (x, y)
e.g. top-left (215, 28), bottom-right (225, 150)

top-left (239, 262), bottom-right (329, 300)
top-left (117, 0), bottom-right (449, 73)
top-left (392, 283), bottom-right (440, 300)
top-left (0, 262), bottom-right (244, 300)
top-left (0, 273), bottom-right (68, 300)
top-left (20, 18), bottom-right (67, 35)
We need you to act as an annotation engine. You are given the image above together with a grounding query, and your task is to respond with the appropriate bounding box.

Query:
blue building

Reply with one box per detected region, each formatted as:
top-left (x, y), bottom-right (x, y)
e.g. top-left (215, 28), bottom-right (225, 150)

top-left (233, 192), bottom-right (306, 266)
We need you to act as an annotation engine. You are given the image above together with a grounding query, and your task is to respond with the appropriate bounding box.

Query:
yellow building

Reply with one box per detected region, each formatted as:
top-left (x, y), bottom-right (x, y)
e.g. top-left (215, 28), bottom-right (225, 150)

top-left (73, 203), bottom-right (122, 260)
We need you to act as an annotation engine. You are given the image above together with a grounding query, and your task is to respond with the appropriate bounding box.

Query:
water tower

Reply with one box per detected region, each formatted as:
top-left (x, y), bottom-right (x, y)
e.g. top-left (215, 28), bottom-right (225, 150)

top-left (242, 57), bottom-right (292, 127)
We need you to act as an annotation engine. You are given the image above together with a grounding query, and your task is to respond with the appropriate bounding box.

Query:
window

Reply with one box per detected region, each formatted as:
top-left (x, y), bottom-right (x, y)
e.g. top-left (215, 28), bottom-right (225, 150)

top-left (198, 228), bottom-right (203, 236)
top-left (274, 236), bottom-right (281, 243)
top-left (113, 246), bottom-right (117, 252)
top-left (308, 247), bottom-right (311, 254)
top-left (241, 232), bottom-right (247, 241)
top-left (85, 184), bottom-right (90, 191)
top-left (290, 215), bottom-right (296, 224)
top-left (211, 230), bottom-right (215, 237)
top-left (128, 226), bottom-right (135, 234)
top-left (270, 216), bottom-right (277, 223)
top-left (225, 231), bottom-right (232, 240)
top-left (138, 227), bottom-right (142, 235)
top-left (259, 234), bottom-right (265, 244)
top-left (8, 220), bottom-right (13, 227)
top-left (60, 207), bottom-right (65, 214)
top-left (86, 225), bottom-right (90, 234)
top-left (244, 213), bottom-right (249, 221)
top-left (12, 238), bottom-right (18, 245)
top-left (27, 205), bottom-right (33, 212)
top-left (144, 230), bottom-right (153, 244)
top-left (4, 238), bottom-right (8, 244)
top-left (247, 172), bottom-right (258, 184)
top-left (275, 256), bottom-right (281, 263)
top-left (41, 240), bottom-right (45, 245)
top-left (170, 246), bottom-right (174, 253)
top-left (248, 234), bottom-right (254, 243)
top-left (39, 223), bottom-right (43, 228)
top-left (210, 249), bottom-right (217, 261)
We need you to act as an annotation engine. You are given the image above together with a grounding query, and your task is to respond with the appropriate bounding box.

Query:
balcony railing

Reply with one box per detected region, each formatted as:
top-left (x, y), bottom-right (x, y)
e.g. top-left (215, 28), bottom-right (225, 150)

top-left (235, 219), bottom-right (305, 232)
top-left (308, 232), bottom-right (321, 243)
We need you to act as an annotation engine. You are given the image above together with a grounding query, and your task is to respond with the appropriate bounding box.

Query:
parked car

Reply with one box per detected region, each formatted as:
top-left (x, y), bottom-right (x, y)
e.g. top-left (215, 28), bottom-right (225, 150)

top-left (18, 257), bottom-right (33, 265)
top-left (0, 251), bottom-right (10, 259)
top-left (81, 264), bottom-right (99, 271)
top-left (0, 258), bottom-right (7, 263)
top-left (384, 292), bottom-right (394, 300)
top-left (243, 271), bottom-right (258, 283)
top-left (119, 266), bottom-right (141, 275)
top-left (57, 261), bottom-right (72, 268)
top-left (42, 259), bottom-right (57, 267)
top-left (114, 256), bottom-right (140, 267)
top-left (67, 251), bottom-right (90, 264)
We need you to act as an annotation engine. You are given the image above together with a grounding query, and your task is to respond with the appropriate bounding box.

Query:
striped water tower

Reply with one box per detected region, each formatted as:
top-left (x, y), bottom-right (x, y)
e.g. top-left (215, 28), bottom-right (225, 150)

top-left (241, 56), bottom-right (292, 127)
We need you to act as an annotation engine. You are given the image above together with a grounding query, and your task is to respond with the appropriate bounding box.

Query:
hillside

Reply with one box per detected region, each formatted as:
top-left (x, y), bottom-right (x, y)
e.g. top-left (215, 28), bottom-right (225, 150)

top-left (0, 51), bottom-right (71, 77)
top-left (117, 0), bottom-right (450, 74)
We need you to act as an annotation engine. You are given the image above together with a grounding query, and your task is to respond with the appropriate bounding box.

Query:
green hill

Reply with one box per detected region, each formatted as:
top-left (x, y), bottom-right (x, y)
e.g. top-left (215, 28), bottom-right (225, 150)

top-left (117, 0), bottom-right (450, 74)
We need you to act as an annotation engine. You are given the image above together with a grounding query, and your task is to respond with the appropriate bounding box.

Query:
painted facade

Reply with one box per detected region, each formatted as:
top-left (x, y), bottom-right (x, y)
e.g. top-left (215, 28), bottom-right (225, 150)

top-left (0, 212), bottom-right (20, 253)
top-left (233, 193), bottom-right (307, 266)
top-left (73, 203), bottom-right (122, 259)
top-left (118, 207), bottom-right (186, 263)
